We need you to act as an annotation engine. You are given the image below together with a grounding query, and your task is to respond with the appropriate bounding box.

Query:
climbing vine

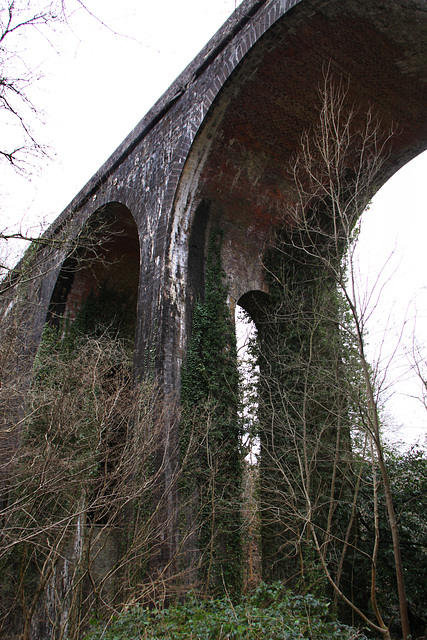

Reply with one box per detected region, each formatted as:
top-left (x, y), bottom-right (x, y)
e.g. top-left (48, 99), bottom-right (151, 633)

top-left (180, 229), bottom-right (242, 597)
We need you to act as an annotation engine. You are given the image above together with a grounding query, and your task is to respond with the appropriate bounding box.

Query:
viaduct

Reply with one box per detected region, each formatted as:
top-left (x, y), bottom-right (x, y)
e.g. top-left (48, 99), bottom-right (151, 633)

top-left (6, 0), bottom-right (427, 613)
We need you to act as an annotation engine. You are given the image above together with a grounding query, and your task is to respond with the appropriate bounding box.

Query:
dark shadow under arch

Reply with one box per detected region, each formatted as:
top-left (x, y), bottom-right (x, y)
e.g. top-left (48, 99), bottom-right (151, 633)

top-left (238, 290), bottom-right (270, 328)
top-left (47, 202), bottom-right (140, 339)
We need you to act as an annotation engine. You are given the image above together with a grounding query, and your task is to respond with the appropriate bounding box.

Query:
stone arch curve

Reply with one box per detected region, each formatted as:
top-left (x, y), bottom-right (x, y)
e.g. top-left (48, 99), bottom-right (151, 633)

top-left (165, 0), bottom-right (427, 393)
top-left (46, 201), bottom-right (140, 342)
top-left (237, 290), bottom-right (270, 327)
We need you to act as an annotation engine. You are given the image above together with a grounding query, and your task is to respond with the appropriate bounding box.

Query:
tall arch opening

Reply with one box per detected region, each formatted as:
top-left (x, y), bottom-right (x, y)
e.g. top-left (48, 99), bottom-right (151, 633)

top-left (236, 290), bottom-right (269, 461)
top-left (42, 201), bottom-right (141, 513)
top-left (24, 203), bottom-right (142, 630)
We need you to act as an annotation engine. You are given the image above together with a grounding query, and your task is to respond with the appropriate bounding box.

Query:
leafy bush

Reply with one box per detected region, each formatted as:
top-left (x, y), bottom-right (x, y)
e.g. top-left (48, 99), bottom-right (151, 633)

top-left (84, 583), bottom-right (368, 640)
top-left (357, 445), bottom-right (427, 633)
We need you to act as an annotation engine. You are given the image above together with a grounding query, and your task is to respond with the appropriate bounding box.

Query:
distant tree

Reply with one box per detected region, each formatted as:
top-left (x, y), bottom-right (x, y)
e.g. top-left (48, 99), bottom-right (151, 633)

top-left (0, 1), bottom-right (133, 282)
top-left (0, 0), bottom-right (134, 172)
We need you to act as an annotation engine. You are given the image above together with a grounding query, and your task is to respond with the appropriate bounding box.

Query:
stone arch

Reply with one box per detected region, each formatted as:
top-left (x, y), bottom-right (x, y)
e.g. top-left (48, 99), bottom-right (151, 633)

top-left (24, 203), bottom-right (142, 627)
top-left (168, 0), bottom-right (427, 385)
top-left (237, 290), bottom-right (270, 327)
top-left (47, 202), bottom-right (140, 340)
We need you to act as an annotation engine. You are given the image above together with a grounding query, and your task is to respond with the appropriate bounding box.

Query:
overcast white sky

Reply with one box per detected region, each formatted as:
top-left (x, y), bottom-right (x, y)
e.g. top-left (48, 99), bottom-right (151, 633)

top-left (2, 0), bottom-right (426, 445)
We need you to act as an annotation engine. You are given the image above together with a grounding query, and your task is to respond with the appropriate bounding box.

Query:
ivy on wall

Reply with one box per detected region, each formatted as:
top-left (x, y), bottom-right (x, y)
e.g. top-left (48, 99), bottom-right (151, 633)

top-left (180, 229), bottom-right (242, 597)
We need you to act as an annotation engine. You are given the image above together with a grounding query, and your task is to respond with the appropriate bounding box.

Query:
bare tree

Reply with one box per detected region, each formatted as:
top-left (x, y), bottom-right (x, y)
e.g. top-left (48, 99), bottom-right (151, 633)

top-left (0, 321), bottom-right (210, 639)
top-left (257, 71), bottom-right (410, 639)
top-left (0, 0), bottom-right (71, 169)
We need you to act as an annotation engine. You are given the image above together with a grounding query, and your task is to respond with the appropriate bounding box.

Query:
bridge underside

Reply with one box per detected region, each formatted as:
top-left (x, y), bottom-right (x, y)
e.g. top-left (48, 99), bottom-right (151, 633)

top-left (4, 0), bottom-right (427, 628)
top-left (177, 0), bottom-right (426, 317)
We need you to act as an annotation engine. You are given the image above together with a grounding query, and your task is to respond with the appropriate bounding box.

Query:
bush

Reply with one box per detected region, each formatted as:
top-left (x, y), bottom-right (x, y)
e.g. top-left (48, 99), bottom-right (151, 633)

top-left (84, 583), bottom-right (368, 640)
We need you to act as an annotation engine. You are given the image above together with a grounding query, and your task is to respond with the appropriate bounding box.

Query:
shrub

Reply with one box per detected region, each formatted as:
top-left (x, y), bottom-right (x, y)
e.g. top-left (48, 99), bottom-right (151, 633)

top-left (84, 583), bottom-right (368, 640)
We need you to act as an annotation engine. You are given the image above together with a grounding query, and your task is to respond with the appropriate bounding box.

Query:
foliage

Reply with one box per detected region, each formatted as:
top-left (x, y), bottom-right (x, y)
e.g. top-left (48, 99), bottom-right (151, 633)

top-left (65, 281), bottom-right (137, 344)
top-left (84, 582), bottom-right (368, 640)
top-left (357, 446), bottom-right (427, 634)
top-left (254, 72), bottom-right (416, 639)
top-left (181, 229), bottom-right (240, 409)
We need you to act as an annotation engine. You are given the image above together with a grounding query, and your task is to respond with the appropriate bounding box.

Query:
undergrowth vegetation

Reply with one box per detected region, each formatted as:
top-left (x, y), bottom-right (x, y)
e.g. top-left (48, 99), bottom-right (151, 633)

top-left (84, 583), bottom-right (368, 640)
